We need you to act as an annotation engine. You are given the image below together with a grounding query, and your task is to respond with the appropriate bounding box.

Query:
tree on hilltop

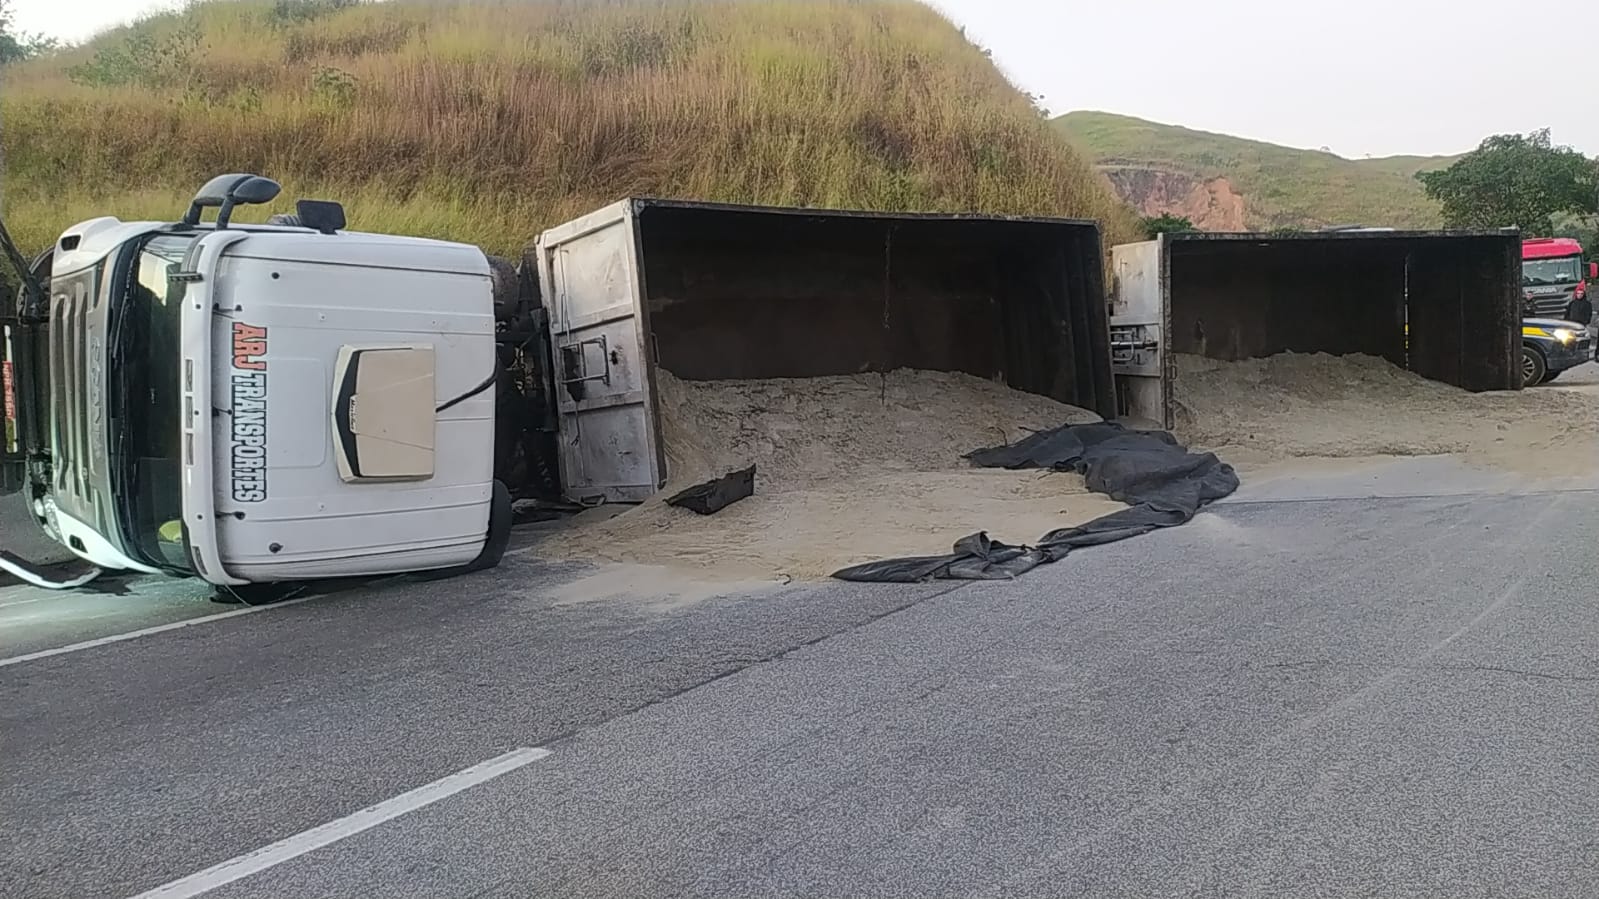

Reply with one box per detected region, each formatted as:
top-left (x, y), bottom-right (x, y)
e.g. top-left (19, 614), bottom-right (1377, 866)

top-left (1417, 129), bottom-right (1597, 235)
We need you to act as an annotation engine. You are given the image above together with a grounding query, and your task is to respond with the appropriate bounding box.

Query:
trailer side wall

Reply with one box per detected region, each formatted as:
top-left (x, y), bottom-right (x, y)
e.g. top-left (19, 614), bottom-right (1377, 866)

top-left (1405, 236), bottom-right (1522, 391)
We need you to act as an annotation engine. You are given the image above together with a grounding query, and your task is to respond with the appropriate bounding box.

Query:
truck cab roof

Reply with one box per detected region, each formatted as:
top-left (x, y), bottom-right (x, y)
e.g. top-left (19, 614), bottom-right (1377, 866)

top-left (1522, 237), bottom-right (1584, 260)
top-left (49, 217), bottom-right (487, 279)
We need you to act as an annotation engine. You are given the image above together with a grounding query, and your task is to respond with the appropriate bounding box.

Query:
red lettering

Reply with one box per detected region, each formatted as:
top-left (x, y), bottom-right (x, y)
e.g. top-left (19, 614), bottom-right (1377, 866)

top-left (232, 322), bottom-right (268, 371)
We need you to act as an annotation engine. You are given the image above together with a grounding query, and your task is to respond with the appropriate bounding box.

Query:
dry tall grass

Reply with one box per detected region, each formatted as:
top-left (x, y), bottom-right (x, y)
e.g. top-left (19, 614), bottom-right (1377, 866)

top-left (1, 0), bottom-right (1139, 255)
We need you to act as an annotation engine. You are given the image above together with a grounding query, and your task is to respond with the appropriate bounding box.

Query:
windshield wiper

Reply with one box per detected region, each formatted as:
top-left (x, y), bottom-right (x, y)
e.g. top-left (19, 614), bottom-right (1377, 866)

top-left (105, 254), bottom-right (145, 561)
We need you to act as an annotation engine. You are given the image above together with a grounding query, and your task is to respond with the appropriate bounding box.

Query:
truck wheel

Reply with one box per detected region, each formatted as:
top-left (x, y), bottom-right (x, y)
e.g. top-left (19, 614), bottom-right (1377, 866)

top-left (486, 255), bottom-right (520, 323)
top-left (1540, 369), bottom-right (1563, 384)
top-left (459, 479), bottom-right (513, 574)
top-left (1522, 346), bottom-right (1546, 387)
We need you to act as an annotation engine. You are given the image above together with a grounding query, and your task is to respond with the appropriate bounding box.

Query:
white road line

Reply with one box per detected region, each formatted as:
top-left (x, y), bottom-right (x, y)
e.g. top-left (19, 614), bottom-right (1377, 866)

top-left (0, 596), bottom-right (320, 669)
top-left (128, 747), bottom-right (552, 899)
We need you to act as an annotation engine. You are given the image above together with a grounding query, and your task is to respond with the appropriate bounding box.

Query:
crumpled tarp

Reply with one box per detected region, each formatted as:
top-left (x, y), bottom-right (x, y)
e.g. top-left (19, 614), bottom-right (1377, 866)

top-left (667, 465), bottom-right (757, 515)
top-left (831, 422), bottom-right (1239, 583)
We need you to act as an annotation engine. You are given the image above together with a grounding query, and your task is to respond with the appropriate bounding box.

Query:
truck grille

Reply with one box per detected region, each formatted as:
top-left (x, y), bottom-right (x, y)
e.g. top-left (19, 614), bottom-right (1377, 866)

top-left (1526, 287), bottom-right (1576, 319)
top-left (1530, 297), bottom-right (1572, 318)
top-left (49, 283), bottom-right (93, 503)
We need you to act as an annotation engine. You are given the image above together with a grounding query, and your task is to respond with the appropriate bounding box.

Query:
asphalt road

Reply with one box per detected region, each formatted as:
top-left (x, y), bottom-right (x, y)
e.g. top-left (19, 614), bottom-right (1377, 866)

top-left (1554, 359), bottom-right (1599, 391)
top-left (2, 458), bottom-right (1598, 898)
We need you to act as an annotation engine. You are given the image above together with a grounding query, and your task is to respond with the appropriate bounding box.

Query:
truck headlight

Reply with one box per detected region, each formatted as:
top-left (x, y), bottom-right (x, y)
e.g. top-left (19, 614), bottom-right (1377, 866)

top-left (1553, 328), bottom-right (1576, 344)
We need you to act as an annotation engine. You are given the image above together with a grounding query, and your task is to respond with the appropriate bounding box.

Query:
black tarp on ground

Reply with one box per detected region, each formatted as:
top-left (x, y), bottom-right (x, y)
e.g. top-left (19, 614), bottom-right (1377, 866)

top-left (831, 423), bottom-right (1239, 583)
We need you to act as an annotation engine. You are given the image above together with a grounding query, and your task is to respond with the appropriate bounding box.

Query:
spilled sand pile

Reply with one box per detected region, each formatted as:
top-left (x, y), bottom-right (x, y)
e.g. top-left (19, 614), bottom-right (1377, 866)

top-left (529, 369), bottom-right (1120, 581)
top-left (1173, 352), bottom-right (1599, 477)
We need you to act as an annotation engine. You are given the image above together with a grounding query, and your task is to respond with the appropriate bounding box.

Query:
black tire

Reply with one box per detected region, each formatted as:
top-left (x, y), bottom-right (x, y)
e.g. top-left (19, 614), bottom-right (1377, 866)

top-left (486, 255), bottom-right (520, 323)
top-left (1522, 346), bottom-right (1547, 387)
top-left (1540, 368), bottom-right (1563, 384)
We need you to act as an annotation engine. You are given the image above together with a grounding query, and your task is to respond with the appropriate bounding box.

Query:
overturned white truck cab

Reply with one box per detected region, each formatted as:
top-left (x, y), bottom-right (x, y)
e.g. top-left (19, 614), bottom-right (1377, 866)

top-left (0, 175), bottom-right (515, 592)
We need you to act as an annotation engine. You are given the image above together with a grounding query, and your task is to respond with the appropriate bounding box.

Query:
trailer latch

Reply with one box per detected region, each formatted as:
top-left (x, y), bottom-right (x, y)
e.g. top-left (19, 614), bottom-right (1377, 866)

top-left (1109, 324), bottom-right (1161, 369)
top-left (559, 335), bottom-right (612, 387)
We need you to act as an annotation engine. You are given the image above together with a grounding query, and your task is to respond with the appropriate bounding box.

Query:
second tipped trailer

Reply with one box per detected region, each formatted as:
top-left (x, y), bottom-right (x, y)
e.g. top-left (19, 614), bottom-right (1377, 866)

top-left (1107, 229), bottom-right (1525, 428)
top-left (0, 177), bottom-right (1117, 592)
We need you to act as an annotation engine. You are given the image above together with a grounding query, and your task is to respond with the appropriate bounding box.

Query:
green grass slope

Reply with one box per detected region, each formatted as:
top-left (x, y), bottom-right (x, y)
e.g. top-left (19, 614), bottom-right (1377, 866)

top-left (0, 0), bottom-right (1139, 256)
top-left (1055, 110), bottom-right (1460, 230)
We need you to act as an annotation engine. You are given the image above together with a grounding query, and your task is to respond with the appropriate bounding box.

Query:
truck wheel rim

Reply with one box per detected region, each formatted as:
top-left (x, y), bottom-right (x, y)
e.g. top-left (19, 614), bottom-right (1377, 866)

top-left (1522, 353), bottom-right (1536, 384)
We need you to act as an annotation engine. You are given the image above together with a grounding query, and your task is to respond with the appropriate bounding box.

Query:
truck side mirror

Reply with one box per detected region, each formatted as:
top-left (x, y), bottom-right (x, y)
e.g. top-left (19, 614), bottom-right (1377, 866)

top-left (182, 173), bottom-right (282, 229)
top-left (295, 199), bottom-right (346, 235)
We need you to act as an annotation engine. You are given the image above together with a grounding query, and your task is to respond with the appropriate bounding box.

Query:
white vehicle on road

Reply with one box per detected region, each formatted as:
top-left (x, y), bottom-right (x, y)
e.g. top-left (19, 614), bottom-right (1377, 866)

top-left (1, 175), bottom-right (518, 595)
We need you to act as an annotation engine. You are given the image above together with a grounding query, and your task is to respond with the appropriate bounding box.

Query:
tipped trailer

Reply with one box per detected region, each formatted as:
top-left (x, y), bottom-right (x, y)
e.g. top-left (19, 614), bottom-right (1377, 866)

top-left (534, 198), bottom-right (1116, 503)
top-left (0, 178), bottom-right (1117, 594)
top-left (1108, 229), bottom-right (1525, 428)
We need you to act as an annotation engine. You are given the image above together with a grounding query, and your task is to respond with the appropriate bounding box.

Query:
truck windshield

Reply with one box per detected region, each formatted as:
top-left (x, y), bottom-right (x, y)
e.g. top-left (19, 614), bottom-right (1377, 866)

top-left (1523, 256), bottom-right (1582, 285)
top-left (111, 233), bottom-right (197, 572)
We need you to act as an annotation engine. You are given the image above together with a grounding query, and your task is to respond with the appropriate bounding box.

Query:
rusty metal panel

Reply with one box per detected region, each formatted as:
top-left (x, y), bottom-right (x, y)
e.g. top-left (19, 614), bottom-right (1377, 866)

top-left (537, 200), bottom-right (665, 504)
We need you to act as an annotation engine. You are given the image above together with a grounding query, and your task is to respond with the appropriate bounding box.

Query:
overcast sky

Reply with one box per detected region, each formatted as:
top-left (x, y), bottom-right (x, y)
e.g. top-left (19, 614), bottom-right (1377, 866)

top-left (11, 0), bottom-right (1595, 160)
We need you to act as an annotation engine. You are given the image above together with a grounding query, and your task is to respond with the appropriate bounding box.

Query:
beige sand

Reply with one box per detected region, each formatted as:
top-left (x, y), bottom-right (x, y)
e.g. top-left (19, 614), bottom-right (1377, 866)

top-left (527, 369), bottom-right (1112, 581)
top-left (1172, 352), bottom-right (1599, 478)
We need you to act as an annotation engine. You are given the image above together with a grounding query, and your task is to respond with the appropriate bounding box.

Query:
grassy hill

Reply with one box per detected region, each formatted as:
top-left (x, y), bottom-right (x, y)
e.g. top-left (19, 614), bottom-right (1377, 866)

top-left (0, 0), bottom-right (1140, 256)
top-left (1054, 110), bottom-right (1460, 231)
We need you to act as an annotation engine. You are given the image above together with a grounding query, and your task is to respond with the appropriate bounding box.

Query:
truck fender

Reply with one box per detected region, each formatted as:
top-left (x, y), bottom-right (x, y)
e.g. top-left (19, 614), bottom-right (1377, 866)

top-left (456, 479), bottom-right (513, 575)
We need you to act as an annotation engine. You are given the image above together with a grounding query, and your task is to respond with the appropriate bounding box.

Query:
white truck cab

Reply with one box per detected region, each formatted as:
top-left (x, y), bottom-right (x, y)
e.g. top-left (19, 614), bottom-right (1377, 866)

top-left (5, 175), bottom-right (510, 590)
